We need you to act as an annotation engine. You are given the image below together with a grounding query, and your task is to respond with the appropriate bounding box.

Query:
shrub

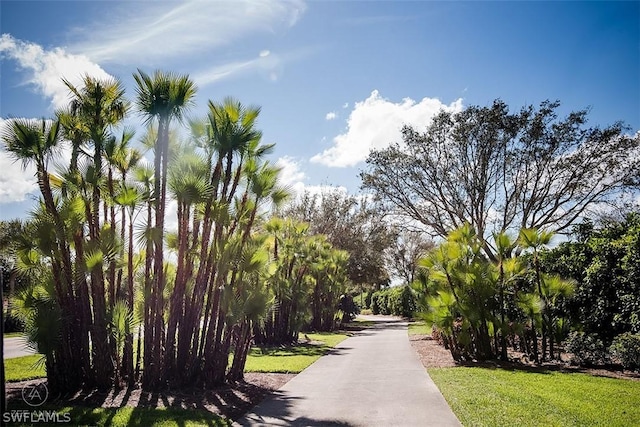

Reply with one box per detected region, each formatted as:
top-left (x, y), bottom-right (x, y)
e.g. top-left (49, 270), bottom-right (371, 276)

top-left (3, 312), bottom-right (25, 333)
top-left (566, 331), bottom-right (610, 366)
top-left (364, 291), bottom-right (372, 310)
top-left (610, 333), bottom-right (640, 371)
top-left (338, 294), bottom-right (359, 323)
top-left (398, 285), bottom-right (417, 317)
top-left (370, 286), bottom-right (417, 317)
top-left (371, 292), bottom-right (381, 314)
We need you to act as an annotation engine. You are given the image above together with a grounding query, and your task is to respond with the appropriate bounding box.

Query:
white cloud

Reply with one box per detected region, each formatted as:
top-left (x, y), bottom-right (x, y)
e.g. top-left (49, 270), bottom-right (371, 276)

top-left (0, 34), bottom-right (113, 110)
top-left (275, 156), bottom-right (348, 202)
top-left (260, 50), bottom-right (271, 57)
top-left (311, 90), bottom-right (464, 167)
top-left (325, 111), bottom-right (337, 121)
top-left (69, 0), bottom-right (306, 65)
top-left (276, 156), bottom-right (307, 195)
top-left (0, 151), bottom-right (37, 203)
top-left (342, 102), bottom-right (349, 109)
top-left (0, 118), bottom-right (34, 204)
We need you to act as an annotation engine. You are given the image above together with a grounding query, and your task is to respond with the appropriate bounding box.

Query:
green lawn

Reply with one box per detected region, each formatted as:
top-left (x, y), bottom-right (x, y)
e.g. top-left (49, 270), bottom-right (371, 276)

top-left (3, 332), bottom-right (24, 338)
top-left (4, 354), bottom-right (46, 381)
top-left (244, 332), bottom-right (348, 373)
top-left (3, 406), bottom-right (229, 426)
top-left (408, 321), bottom-right (431, 335)
top-left (429, 367), bottom-right (640, 427)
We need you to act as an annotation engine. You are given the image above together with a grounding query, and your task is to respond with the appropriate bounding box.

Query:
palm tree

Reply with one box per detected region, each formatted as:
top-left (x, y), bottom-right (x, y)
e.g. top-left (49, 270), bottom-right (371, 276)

top-left (176, 98), bottom-right (263, 386)
top-left (63, 75), bottom-right (129, 389)
top-left (493, 231), bottom-right (520, 360)
top-left (113, 182), bottom-right (142, 381)
top-left (133, 69), bottom-right (196, 388)
top-left (1, 118), bottom-right (87, 392)
top-left (164, 148), bottom-right (210, 380)
top-left (56, 106), bottom-right (90, 174)
top-left (519, 227), bottom-right (554, 361)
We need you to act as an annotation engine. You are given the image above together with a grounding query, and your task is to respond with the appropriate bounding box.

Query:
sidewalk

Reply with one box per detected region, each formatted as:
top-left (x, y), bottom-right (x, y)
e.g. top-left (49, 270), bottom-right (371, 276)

top-left (3, 336), bottom-right (36, 359)
top-left (235, 316), bottom-right (461, 426)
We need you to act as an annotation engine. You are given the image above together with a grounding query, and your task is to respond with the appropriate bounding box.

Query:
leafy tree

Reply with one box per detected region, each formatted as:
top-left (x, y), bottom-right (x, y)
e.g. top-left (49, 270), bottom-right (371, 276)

top-left (542, 213), bottom-right (640, 344)
top-left (362, 100), bottom-right (640, 260)
top-left (282, 189), bottom-right (393, 291)
top-left (0, 219), bottom-right (31, 324)
top-left (386, 229), bottom-right (434, 285)
top-left (254, 218), bottom-right (350, 345)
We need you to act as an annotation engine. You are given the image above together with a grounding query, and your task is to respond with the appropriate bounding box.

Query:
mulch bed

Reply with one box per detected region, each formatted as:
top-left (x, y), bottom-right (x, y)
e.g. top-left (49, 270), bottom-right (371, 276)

top-left (409, 333), bottom-right (640, 381)
top-left (5, 372), bottom-right (294, 421)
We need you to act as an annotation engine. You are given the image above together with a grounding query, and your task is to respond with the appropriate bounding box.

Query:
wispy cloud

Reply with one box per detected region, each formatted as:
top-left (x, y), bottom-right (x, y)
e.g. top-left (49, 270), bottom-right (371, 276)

top-left (0, 34), bottom-right (113, 110)
top-left (192, 49), bottom-right (288, 85)
top-left (325, 111), bottom-right (337, 120)
top-left (69, 0), bottom-right (307, 65)
top-left (311, 90), bottom-right (463, 168)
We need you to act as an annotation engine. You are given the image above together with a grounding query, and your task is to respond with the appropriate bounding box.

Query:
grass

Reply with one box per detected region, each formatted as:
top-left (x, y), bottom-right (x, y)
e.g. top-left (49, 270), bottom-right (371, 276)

top-left (3, 405), bottom-right (230, 426)
top-left (408, 321), bottom-right (431, 335)
top-left (244, 332), bottom-right (348, 373)
top-left (4, 354), bottom-right (46, 381)
top-left (429, 367), bottom-right (640, 427)
top-left (3, 331), bottom-right (24, 338)
top-left (6, 332), bottom-right (348, 380)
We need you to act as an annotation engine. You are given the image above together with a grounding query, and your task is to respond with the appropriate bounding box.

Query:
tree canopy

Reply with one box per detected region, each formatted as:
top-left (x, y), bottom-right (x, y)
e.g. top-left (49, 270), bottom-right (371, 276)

top-left (361, 99), bottom-right (640, 259)
top-left (281, 189), bottom-right (394, 288)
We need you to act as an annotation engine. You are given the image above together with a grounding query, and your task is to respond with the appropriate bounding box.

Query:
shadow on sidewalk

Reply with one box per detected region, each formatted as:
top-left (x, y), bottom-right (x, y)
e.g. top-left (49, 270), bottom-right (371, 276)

top-left (237, 390), bottom-right (355, 426)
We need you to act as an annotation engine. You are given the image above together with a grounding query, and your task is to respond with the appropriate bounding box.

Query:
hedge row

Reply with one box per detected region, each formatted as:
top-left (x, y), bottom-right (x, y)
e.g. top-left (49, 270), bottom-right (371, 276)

top-left (370, 286), bottom-right (417, 318)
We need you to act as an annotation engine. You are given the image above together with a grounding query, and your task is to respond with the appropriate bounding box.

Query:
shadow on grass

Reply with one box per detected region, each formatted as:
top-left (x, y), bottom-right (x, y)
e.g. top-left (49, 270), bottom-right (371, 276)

top-left (456, 360), bottom-right (555, 375)
top-left (454, 359), bottom-right (640, 380)
top-left (250, 343), bottom-right (339, 358)
top-left (63, 406), bottom-right (229, 426)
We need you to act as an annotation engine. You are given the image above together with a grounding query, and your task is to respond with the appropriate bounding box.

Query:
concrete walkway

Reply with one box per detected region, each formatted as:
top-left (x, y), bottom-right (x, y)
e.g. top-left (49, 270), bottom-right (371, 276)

top-left (236, 316), bottom-right (461, 426)
top-left (3, 336), bottom-right (37, 359)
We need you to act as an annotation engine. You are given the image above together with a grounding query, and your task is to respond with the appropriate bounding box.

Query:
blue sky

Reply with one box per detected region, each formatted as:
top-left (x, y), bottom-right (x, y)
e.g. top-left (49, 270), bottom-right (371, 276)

top-left (1, 0), bottom-right (639, 221)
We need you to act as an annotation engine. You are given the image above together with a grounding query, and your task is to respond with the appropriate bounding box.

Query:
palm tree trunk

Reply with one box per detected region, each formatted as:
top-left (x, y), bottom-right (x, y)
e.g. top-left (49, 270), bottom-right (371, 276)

top-left (123, 210), bottom-right (135, 381)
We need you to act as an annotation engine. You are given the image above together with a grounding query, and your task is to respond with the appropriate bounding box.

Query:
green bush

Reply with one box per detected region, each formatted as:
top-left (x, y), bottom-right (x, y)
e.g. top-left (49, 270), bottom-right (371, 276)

top-left (370, 286), bottom-right (417, 317)
top-left (566, 331), bottom-right (610, 366)
top-left (364, 291), bottom-right (372, 310)
top-left (610, 333), bottom-right (640, 371)
top-left (371, 292), bottom-right (381, 314)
